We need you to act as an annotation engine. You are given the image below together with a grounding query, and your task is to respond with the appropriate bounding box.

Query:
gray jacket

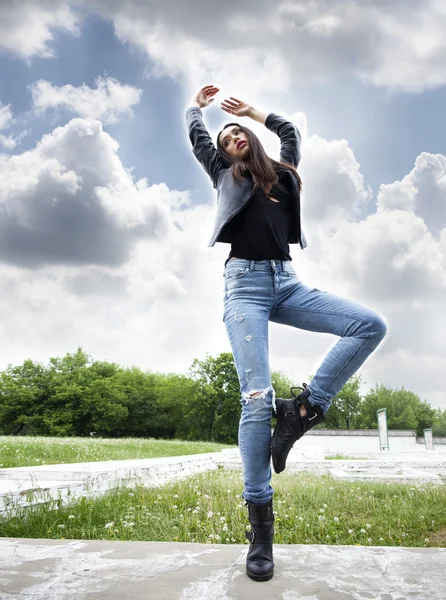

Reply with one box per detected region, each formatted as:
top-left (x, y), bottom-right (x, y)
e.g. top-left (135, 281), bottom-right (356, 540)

top-left (185, 106), bottom-right (308, 250)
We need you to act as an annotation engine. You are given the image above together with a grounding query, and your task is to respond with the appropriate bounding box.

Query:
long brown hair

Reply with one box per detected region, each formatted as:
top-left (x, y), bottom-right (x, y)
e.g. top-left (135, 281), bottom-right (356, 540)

top-left (216, 122), bottom-right (302, 193)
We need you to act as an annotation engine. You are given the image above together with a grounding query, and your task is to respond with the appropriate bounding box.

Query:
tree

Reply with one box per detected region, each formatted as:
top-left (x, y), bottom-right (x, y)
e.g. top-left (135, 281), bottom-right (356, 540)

top-left (322, 375), bottom-right (364, 429)
top-left (357, 383), bottom-right (436, 435)
top-left (187, 352), bottom-right (240, 443)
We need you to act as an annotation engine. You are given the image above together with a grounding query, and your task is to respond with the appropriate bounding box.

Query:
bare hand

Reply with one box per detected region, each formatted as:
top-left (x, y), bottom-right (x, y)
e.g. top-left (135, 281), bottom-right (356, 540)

top-left (193, 85), bottom-right (220, 108)
top-left (221, 97), bottom-right (252, 117)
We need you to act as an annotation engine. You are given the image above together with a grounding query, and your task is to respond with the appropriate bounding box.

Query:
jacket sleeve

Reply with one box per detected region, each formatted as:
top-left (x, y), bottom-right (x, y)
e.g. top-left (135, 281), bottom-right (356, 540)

top-left (185, 106), bottom-right (225, 189)
top-left (264, 112), bottom-right (302, 168)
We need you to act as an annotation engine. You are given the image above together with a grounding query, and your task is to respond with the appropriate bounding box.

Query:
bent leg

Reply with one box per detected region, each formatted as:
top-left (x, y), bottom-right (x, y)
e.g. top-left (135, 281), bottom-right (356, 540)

top-left (271, 279), bottom-right (388, 412)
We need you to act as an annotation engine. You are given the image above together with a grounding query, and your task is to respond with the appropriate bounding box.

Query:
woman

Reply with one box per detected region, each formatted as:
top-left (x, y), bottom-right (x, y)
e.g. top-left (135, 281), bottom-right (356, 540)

top-left (185, 85), bottom-right (388, 582)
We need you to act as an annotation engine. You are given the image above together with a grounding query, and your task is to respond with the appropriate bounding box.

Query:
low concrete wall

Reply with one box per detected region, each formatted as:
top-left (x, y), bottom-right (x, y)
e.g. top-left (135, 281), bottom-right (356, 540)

top-left (293, 429), bottom-right (417, 453)
top-left (416, 437), bottom-right (446, 445)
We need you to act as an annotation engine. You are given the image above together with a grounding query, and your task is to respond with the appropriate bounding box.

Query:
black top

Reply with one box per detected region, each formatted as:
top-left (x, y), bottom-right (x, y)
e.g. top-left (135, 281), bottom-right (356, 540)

top-left (223, 170), bottom-right (293, 267)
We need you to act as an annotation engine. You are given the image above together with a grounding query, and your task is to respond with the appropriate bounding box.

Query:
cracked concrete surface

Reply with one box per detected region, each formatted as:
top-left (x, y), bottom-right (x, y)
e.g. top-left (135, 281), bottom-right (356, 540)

top-left (0, 538), bottom-right (444, 599)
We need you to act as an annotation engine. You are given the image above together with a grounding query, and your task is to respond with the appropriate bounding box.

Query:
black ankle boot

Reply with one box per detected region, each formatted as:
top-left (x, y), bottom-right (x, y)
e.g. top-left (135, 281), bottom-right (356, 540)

top-left (244, 498), bottom-right (274, 582)
top-left (271, 383), bottom-right (325, 474)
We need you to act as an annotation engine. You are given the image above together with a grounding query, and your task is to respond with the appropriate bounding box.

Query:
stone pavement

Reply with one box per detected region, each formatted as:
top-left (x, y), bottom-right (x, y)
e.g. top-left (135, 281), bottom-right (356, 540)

top-left (0, 538), bottom-right (444, 600)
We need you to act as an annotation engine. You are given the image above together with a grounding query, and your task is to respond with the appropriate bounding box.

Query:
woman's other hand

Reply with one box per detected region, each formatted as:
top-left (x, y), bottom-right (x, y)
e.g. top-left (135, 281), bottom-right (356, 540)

top-left (193, 85), bottom-right (220, 108)
top-left (221, 97), bottom-right (252, 117)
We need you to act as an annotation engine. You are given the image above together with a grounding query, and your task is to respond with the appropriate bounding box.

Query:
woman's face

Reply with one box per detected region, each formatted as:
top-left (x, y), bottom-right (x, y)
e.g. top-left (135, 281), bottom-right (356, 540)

top-left (219, 125), bottom-right (249, 159)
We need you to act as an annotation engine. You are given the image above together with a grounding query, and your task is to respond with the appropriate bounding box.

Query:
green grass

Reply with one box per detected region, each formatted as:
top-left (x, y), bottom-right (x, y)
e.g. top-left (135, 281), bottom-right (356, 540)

top-left (1, 470), bottom-right (444, 548)
top-left (0, 436), bottom-right (235, 468)
top-left (326, 454), bottom-right (371, 460)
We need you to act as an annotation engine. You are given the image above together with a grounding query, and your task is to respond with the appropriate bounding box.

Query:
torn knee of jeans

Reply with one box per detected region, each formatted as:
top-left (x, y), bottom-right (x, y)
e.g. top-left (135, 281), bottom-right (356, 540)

top-left (241, 385), bottom-right (274, 405)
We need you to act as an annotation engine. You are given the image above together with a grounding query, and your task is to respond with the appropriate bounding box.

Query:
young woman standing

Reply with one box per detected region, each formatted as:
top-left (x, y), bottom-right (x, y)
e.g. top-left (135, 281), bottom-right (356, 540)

top-left (185, 85), bottom-right (388, 582)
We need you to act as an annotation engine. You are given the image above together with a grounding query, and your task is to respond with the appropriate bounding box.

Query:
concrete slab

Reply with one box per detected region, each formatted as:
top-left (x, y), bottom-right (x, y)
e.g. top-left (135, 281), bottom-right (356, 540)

top-left (0, 450), bottom-right (241, 516)
top-left (0, 538), bottom-right (444, 599)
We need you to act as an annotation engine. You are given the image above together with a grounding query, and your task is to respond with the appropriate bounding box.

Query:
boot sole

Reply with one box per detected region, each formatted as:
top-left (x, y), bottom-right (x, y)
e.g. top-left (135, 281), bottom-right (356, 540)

top-left (246, 568), bottom-right (274, 581)
top-left (271, 420), bottom-right (285, 474)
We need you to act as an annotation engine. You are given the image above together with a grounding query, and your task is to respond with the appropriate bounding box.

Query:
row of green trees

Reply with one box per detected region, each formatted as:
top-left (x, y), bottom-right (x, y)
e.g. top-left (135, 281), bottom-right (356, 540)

top-left (0, 348), bottom-right (445, 443)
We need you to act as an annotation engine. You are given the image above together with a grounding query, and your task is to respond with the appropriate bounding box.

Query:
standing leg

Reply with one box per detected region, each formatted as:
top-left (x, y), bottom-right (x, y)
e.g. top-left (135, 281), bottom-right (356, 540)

top-left (223, 261), bottom-right (276, 582)
top-left (224, 296), bottom-right (274, 505)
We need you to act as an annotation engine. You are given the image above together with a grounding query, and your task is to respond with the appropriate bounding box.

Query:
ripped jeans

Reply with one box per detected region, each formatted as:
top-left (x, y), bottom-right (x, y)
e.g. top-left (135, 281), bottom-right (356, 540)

top-left (223, 258), bottom-right (388, 505)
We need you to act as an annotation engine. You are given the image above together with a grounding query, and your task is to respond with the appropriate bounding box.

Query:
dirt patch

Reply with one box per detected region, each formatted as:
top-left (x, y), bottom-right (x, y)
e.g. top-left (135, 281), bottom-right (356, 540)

top-left (428, 527), bottom-right (446, 547)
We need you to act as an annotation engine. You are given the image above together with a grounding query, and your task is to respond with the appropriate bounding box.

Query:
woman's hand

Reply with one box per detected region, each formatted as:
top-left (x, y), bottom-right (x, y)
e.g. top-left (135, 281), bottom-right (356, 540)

top-left (221, 97), bottom-right (252, 118)
top-left (193, 85), bottom-right (220, 108)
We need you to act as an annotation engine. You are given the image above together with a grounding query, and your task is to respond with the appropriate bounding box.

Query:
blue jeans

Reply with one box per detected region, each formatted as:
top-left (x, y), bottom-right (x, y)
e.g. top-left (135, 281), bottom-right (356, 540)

top-left (223, 258), bottom-right (388, 505)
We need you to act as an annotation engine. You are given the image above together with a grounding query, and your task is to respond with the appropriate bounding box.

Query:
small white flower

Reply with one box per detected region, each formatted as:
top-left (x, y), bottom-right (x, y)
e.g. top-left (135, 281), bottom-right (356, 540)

top-left (105, 521), bottom-right (115, 529)
top-left (298, 516), bottom-right (303, 521)
top-left (425, 538), bottom-right (430, 543)
top-left (173, 494), bottom-right (179, 498)
top-left (57, 524), bottom-right (65, 529)
top-left (319, 508), bottom-right (325, 513)
top-left (192, 509), bottom-right (198, 514)
top-left (348, 529), bottom-right (353, 534)
top-left (323, 503), bottom-right (327, 508)
top-left (318, 515), bottom-right (325, 521)
top-left (360, 528), bottom-right (366, 533)
top-left (333, 517), bottom-right (339, 522)
top-left (172, 505), bottom-right (178, 509)
top-left (366, 524), bottom-right (371, 529)
top-left (203, 494), bottom-right (210, 499)
top-left (379, 537), bottom-right (384, 541)
top-left (220, 516), bottom-right (226, 522)
top-left (129, 493), bottom-right (134, 497)
top-left (368, 538), bottom-right (372, 543)
top-left (207, 511), bottom-right (213, 518)
top-left (420, 516), bottom-right (425, 520)
top-left (68, 515), bottom-right (75, 520)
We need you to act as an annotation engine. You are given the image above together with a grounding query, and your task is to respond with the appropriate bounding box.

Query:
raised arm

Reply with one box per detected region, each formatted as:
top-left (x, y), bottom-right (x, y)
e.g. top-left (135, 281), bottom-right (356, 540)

top-left (185, 86), bottom-right (225, 189)
top-left (248, 107), bottom-right (302, 168)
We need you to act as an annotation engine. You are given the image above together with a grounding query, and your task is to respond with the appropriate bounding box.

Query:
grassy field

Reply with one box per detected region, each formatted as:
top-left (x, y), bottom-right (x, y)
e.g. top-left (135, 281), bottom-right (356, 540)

top-left (0, 469), bottom-right (444, 548)
top-left (0, 436), bottom-right (235, 468)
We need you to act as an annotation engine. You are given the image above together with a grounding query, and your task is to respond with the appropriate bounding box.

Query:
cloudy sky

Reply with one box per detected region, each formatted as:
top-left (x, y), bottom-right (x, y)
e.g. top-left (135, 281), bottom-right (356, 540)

top-left (0, 0), bottom-right (445, 409)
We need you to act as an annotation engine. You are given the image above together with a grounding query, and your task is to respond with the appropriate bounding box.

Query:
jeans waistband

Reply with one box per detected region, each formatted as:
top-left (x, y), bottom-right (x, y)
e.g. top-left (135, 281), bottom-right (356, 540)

top-left (224, 258), bottom-right (293, 271)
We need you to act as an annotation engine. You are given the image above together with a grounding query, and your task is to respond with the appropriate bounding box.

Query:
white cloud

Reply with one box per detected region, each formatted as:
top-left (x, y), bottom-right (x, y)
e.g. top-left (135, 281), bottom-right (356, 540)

top-left (0, 104), bottom-right (13, 130)
top-left (83, 0), bottom-right (446, 93)
top-left (0, 116), bottom-right (186, 267)
top-left (0, 0), bottom-right (80, 60)
top-left (30, 76), bottom-right (143, 125)
top-left (0, 103), bottom-right (28, 151)
top-left (3, 1), bottom-right (446, 92)
top-left (378, 153), bottom-right (446, 237)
